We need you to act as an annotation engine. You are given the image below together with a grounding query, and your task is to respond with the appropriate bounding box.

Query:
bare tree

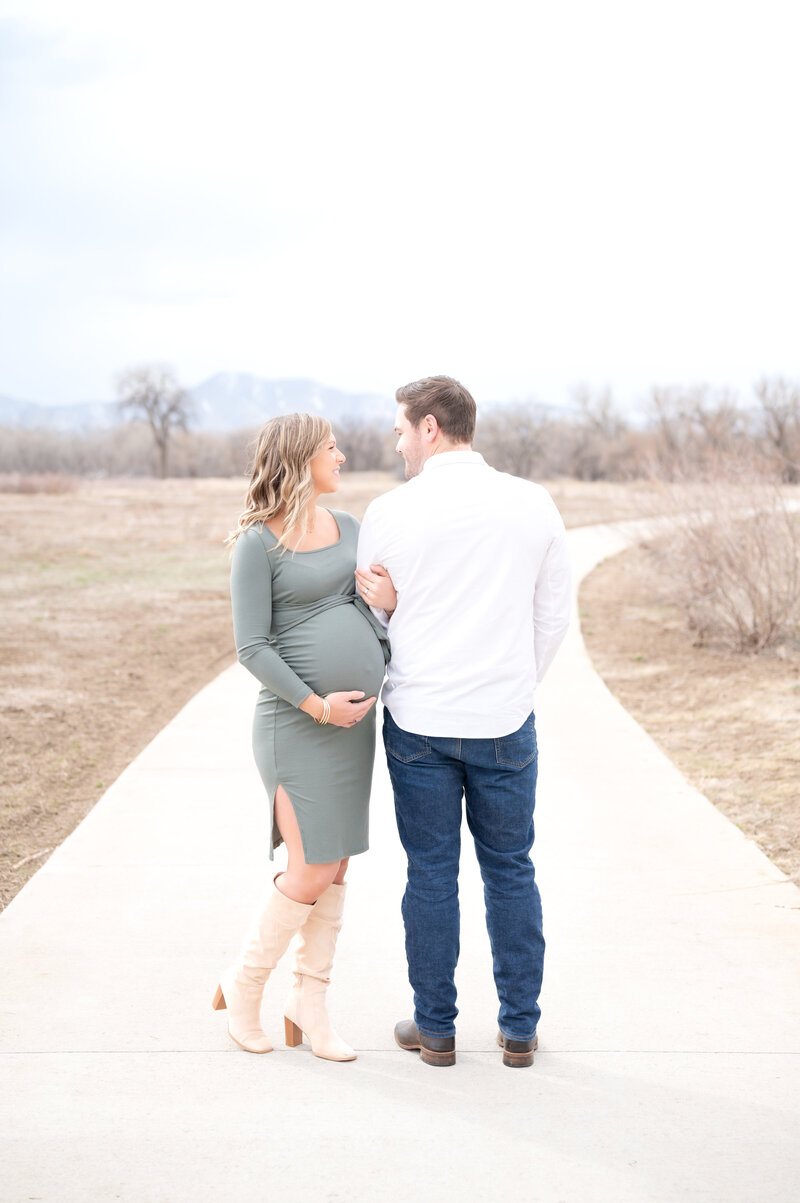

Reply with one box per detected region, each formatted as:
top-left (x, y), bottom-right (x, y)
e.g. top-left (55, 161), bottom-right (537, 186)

top-left (569, 385), bottom-right (632, 479)
top-left (688, 387), bottom-right (746, 457)
top-left (330, 415), bottom-right (389, 470)
top-left (117, 364), bottom-right (193, 478)
top-left (755, 375), bottom-right (800, 483)
top-left (644, 385), bottom-right (752, 479)
top-left (475, 403), bottom-right (555, 479)
top-left (644, 386), bottom-right (689, 479)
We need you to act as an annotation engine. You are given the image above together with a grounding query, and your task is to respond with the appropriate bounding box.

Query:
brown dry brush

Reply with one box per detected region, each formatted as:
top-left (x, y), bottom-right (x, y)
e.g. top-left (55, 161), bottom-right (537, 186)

top-left (648, 472), bottom-right (800, 654)
top-left (2, 373), bottom-right (799, 485)
top-left (0, 424), bottom-right (252, 481)
top-left (0, 472), bottom-right (79, 494)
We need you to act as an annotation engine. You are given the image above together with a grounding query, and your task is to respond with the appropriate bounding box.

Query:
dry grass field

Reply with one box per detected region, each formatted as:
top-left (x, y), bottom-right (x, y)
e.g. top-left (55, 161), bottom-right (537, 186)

top-left (2, 472), bottom-right (796, 909)
top-left (580, 542), bottom-right (800, 884)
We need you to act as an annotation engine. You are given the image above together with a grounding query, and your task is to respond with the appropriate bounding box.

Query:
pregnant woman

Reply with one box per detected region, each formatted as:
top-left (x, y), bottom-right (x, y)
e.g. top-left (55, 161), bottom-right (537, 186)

top-left (213, 413), bottom-right (395, 1061)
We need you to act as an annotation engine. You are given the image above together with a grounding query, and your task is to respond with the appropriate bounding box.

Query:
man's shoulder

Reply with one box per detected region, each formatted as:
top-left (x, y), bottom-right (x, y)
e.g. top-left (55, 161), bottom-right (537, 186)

top-left (485, 466), bottom-right (557, 504)
top-left (362, 479), bottom-right (419, 521)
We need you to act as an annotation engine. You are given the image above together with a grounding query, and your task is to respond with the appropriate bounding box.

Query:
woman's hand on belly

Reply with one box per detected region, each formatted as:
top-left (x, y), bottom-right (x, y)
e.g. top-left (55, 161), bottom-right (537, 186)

top-left (327, 691), bottom-right (376, 727)
top-left (300, 690), bottom-right (376, 728)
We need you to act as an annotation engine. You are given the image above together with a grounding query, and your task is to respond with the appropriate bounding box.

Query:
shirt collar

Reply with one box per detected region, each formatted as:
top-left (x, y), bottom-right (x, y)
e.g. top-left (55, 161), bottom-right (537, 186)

top-left (422, 449), bottom-right (486, 473)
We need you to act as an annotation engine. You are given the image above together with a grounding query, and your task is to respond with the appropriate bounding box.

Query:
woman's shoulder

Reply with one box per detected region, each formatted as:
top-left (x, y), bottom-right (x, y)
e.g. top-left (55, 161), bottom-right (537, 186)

top-left (329, 508), bottom-right (359, 533)
top-left (232, 522), bottom-right (276, 558)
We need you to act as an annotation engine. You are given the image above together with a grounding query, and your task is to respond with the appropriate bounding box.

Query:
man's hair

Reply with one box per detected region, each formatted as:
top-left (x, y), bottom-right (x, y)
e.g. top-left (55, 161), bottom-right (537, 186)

top-left (395, 375), bottom-right (477, 445)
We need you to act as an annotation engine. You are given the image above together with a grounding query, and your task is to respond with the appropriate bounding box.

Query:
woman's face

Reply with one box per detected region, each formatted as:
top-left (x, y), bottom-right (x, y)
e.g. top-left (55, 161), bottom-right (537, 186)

top-left (309, 433), bottom-right (346, 494)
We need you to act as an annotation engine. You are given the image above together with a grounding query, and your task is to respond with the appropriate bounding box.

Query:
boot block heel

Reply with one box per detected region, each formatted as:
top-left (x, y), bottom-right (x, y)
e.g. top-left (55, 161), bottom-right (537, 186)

top-left (284, 1016), bottom-right (304, 1047)
top-left (211, 985), bottom-right (227, 1012)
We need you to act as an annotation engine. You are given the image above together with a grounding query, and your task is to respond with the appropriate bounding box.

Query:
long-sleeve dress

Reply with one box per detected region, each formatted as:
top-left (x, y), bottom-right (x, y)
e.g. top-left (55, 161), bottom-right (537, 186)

top-left (230, 510), bottom-right (388, 864)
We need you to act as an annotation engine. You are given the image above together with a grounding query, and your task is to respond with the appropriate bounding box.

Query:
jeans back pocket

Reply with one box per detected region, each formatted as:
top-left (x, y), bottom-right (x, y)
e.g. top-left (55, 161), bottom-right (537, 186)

top-left (494, 715), bottom-right (537, 768)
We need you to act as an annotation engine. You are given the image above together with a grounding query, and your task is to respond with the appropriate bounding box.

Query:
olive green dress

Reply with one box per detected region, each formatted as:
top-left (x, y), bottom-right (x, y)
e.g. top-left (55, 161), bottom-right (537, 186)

top-left (230, 510), bottom-right (389, 864)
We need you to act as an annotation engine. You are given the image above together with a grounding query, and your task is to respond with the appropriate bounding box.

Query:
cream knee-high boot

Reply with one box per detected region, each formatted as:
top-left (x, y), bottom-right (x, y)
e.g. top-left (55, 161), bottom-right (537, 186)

top-left (283, 882), bottom-right (356, 1061)
top-left (212, 880), bottom-right (313, 1053)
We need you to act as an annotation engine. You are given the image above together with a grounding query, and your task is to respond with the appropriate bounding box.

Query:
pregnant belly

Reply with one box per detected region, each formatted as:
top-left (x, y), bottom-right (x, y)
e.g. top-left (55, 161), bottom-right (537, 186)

top-left (277, 604), bottom-right (386, 700)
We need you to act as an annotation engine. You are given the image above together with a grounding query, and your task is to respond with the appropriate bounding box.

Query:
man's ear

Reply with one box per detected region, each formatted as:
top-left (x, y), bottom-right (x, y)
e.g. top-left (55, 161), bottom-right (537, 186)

top-left (422, 414), bottom-right (439, 442)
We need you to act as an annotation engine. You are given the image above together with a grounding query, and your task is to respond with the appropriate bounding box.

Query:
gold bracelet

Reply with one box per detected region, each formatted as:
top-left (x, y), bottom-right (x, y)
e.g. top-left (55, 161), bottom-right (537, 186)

top-left (314, 697), bottom-right (331, 726)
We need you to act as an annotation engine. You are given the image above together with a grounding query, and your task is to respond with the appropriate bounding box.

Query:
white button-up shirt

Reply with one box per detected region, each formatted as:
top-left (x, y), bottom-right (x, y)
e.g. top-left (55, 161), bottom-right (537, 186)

top-left (356, 450), bottom-right (571, 738)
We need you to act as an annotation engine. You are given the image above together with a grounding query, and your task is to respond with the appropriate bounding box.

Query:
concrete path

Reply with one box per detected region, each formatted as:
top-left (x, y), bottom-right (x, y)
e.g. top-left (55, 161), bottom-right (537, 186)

top-left (2, 523), bottom-right (799, 1203)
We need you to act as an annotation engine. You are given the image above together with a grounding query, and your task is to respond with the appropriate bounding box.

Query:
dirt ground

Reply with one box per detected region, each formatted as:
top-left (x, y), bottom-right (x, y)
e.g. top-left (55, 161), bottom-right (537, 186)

top-left (4, 472), bottom-right (794, 909)
top-left (580, 544), bottom-right (800, 884)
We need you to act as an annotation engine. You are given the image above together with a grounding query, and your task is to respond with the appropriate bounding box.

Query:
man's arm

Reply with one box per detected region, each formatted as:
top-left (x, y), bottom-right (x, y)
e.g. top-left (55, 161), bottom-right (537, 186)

top-left (533, 517), bottom-right (572, 684)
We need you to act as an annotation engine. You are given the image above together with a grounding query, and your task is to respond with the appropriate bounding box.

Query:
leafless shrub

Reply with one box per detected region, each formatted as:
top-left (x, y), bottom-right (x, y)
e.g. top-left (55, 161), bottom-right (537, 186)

top-left (329, 416), bottom-right (392, 470)
top-left (162, 428), bottom-right (252, 477)
top-left (648, 474), bottom-right (800, 653)
top-left (0, 472), bottom-right (79, 494)
top-left (568, 386), bottom-right (651, 480)
top-left (475, 395), bottom-right (651, 481)
top-left (0, 416), bottom-right (393, 478)
top-left (0, 424), bottom-right (251, 477)
top-left (475, 402), bottom-right (558, 478)
top-left (754, 375), bottom-right (800, 483)
top-left (643, 385), bottom-right (757, 480)
top-left (0, 424), bottom-right (153, 475)
top-left (3, 374), bottom-right (799, 486)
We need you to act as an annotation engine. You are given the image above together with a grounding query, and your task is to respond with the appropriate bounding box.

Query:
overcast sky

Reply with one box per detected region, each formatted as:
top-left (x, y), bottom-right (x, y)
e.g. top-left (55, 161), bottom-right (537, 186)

top-left (1, 0), bottom-right (799, 411)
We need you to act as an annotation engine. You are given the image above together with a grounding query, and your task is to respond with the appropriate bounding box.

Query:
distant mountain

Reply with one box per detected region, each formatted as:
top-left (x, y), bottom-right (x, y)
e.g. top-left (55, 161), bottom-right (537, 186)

top-left (0, 393), bottom-right (119, 430)
top-left (190, 373), bottom-right (393, 431)
top-left (0, 374), bottom-right (394, 433)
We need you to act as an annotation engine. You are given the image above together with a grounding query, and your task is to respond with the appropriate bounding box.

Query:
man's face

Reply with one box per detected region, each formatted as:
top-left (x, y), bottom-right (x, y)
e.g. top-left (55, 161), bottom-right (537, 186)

top-left (394, 405), bottom-right (426, 479)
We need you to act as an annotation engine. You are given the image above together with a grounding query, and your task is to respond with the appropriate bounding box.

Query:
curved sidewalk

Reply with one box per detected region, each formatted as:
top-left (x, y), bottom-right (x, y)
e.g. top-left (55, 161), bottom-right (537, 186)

top-left (2, 524), bottom-right (799, 1203)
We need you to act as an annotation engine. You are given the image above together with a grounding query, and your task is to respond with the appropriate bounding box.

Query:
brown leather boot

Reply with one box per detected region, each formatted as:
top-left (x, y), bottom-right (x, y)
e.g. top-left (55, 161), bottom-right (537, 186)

top-left (394, 1019), bottom-right (456, 1067)
top-left (497, 1030), bottom-right (539, 1067)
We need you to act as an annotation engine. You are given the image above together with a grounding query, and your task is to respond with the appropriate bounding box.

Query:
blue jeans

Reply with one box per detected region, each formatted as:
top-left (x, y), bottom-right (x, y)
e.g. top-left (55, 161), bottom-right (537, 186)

top-left (383, 708), bottom-right (544, 1042)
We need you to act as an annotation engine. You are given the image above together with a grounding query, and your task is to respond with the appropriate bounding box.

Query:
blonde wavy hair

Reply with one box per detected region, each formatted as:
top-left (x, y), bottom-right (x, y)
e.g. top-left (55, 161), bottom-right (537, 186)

top-left (226, 412), bottom-right (333, 551)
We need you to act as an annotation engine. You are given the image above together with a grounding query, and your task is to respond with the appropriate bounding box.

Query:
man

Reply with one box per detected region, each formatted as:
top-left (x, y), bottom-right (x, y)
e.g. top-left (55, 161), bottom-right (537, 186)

top-left (356, 375), bottom-right (571, 1068)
